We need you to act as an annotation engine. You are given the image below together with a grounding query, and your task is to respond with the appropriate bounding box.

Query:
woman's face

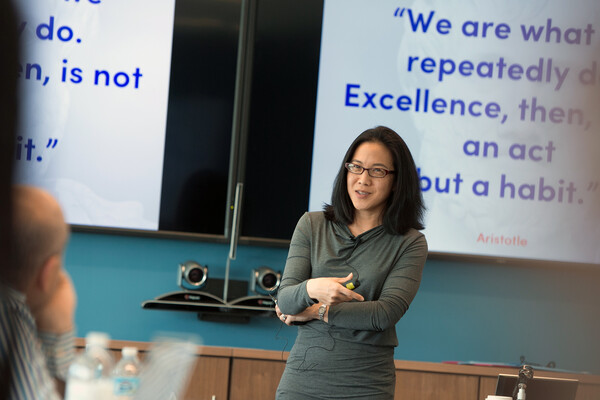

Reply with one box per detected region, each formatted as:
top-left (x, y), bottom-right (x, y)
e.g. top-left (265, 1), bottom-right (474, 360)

top-left (346, 141), bottom-right (394, 220)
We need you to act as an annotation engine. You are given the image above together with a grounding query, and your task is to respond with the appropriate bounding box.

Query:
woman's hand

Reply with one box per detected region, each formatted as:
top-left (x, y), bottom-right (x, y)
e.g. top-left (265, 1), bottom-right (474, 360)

top-left (276, 304), bottom-right (322, 326)
top-left (306, 272), bottom-right (364, 306)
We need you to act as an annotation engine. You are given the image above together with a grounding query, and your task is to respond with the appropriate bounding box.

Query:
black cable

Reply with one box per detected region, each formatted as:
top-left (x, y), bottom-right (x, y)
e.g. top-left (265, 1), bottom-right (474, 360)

top-left (273, 317), bottom-right (289, 362)
top-left (294, 323), bottom-right (336, 373)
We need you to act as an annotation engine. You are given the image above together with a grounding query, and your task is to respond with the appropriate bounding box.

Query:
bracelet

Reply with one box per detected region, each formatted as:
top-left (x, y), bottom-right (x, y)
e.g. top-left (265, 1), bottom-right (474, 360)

top-left (318, 304), bottom-right (327, 321)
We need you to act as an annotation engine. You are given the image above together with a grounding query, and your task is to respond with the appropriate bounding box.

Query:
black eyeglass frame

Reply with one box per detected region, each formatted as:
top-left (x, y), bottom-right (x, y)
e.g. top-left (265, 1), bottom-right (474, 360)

top-left (344, 162), bottom-right (395, 178)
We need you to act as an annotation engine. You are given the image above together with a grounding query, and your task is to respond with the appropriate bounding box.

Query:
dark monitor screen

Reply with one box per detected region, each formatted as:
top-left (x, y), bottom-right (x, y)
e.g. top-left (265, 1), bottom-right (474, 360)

top-left (495, 374), bottom-right (578, 400)
top-left (240, 0), bottom-right (323, 241)
top-left (158, 0), bottom-right (241, 237)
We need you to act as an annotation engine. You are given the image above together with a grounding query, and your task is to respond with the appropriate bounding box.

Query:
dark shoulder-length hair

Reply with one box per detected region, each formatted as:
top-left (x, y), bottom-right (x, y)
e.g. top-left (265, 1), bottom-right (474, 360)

top-left (324, 126), bottom-right (425, 235)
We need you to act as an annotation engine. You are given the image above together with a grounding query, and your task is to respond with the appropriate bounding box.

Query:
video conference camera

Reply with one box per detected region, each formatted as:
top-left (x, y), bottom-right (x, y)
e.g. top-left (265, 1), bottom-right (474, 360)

top-left (177, 260), bottom-right (208, 290)
top-left (250, 266), bottom-right (281, 295)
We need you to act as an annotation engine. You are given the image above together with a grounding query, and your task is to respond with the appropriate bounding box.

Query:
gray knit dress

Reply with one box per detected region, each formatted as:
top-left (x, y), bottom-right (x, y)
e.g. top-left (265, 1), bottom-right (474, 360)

top-left (276, 212), bottom-right (427, 399)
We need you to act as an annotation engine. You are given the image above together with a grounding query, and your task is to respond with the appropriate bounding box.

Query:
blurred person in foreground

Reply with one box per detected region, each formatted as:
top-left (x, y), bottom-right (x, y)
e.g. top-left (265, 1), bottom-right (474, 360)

top-left (0, 185), bottom-right (77, 399)
top-left (0, 0), bottom-right (20, 398)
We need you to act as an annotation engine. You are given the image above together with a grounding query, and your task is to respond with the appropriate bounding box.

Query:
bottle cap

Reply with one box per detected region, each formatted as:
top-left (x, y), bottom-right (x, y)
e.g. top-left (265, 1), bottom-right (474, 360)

top-left (86, 331), bottom-right (110, 347)
top-left (122, 347), bottom-right (138, 357)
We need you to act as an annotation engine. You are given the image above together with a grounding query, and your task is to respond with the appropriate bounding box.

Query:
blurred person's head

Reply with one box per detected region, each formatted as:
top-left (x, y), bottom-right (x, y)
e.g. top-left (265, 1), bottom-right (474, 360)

top-left (9, 185), bottom-right (70, 312)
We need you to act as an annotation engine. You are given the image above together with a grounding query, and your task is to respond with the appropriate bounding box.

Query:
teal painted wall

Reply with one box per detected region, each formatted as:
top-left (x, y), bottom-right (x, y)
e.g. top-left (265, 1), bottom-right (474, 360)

top-left (65, 231), bottom-right (600, 374)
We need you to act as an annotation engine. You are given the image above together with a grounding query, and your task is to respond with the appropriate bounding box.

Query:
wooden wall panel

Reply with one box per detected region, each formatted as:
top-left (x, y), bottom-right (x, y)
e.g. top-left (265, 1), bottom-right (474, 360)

top-left (395, 370), bottom-right (479, 400)
top-left (183, 356), bottom-right (230, 400)
top-left (573, 383), bottom-right (600, 400)
top-left (229, 358), bottom-right (286, 400)
top-left (479, 376), bottom-right (499, 400)
top-left (77, 340), bottom-right (600, 400)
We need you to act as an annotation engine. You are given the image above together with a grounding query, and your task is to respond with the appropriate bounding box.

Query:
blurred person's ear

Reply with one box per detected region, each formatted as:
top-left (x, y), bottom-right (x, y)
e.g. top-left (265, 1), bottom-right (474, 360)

top-left (36, 254), bottom-right (62, 296)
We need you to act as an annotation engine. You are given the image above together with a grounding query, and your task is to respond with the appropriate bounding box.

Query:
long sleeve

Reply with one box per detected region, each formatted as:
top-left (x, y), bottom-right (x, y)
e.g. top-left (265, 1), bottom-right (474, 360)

top-left (0, 287), bottom-right (67, 400)
top-left (276, 213), bottom-right (317, 315)
top-left (39, 329), bottom-right (76, 382)
top-left (276, 212), bottom-right (427, 347)
top-left (327, 233), bottom-right (427, 331)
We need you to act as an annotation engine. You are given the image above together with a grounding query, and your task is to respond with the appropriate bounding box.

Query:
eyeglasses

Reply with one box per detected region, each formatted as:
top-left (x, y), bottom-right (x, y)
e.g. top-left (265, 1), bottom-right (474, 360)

top-left (345, 163), bottom-right (394, 178)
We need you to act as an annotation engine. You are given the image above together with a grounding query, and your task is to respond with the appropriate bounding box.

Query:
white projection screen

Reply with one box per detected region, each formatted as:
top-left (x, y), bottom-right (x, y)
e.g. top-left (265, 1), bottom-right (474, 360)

top-left (309, 0), bottom-right (600, 265)
top-left (14, 0), bottom-right (176, 231)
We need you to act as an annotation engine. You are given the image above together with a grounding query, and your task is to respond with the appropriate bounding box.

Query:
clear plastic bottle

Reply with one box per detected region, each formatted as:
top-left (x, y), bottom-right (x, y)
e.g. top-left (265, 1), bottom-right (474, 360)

top-left (65, 331), bottom-right (115, 400)
top-left (113, 346), bottom-right (142, 399)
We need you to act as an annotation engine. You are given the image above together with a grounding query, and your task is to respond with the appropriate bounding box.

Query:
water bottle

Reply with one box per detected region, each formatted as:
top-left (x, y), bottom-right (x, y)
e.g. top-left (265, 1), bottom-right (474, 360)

top-left (65, 331), bottom-right (115, 400)
top-left (113, 347), bottom-right (142, 399)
